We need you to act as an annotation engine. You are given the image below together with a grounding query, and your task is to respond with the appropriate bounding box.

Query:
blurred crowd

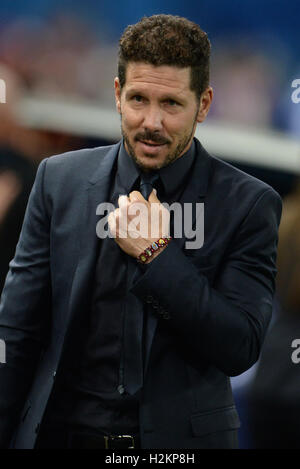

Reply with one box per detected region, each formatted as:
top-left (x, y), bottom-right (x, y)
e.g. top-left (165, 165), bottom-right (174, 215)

top-left (0, 12), bottom-right (117, 294)
top-left (0, 61), bottom-right (91, 292)
top-left (0, 12), bottom-right (299, 134)
top-left (0, 13), bottom-right (117, 105)
top-left (0, 9), bottom-right (300, 449)
top-left (243, 181), bottom-right (300, 449)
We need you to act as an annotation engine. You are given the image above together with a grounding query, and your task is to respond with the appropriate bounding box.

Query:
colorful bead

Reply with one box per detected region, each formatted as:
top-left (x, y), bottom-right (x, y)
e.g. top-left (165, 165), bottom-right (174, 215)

top-left (137, 236), bottom-right (172, 264)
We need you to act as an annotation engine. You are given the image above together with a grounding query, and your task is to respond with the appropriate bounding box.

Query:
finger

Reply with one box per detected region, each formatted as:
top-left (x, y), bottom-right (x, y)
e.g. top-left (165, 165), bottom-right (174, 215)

top-left (129, 190), bottom-right (145, 202)
top-left (108, 211), bottom-right (117, 237)
top-left (148, 188), bottom-right (159, 202)
top-left (118, 194), bottom-right (130, 211)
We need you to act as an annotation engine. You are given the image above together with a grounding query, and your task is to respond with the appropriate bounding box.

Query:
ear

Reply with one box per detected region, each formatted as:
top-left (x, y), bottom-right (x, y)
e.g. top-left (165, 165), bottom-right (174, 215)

top-left (114, 77), bottom-right (122, 114)
top-left (196, 87), bottom-right (213, 123)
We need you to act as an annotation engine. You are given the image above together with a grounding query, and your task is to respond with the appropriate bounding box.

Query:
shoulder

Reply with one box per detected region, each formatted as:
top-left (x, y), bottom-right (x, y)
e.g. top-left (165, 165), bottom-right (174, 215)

top-left (45, 143), bottom-right (119, 172)
top-left (36, 142), bottom-right (120, 187)
top-left (196, 139), bottom-right (281, 205)
top-left (194, 139), bottom-right (282, 232)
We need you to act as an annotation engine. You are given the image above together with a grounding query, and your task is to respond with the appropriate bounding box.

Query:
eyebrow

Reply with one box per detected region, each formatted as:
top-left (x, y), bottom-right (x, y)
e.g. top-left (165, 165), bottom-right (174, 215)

top-left (125, 89), bottom-right (185, 103)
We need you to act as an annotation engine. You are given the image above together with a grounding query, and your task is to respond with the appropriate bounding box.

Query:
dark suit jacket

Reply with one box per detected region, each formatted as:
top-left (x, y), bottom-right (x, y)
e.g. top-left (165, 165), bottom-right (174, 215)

top-left (0, 138), bottom-right (282, 449)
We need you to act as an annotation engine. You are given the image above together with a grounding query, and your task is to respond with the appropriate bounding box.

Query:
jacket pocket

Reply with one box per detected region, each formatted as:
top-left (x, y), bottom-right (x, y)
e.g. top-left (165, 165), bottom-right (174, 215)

top-left (190, 405), bottom-right (240, 437)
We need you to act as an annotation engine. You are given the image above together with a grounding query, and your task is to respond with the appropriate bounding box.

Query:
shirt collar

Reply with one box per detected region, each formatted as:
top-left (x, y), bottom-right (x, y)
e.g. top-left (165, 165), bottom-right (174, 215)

top-left (118, 141), bottom-right (140, 193)
top-left (118, 139), bottom-right (196, 197)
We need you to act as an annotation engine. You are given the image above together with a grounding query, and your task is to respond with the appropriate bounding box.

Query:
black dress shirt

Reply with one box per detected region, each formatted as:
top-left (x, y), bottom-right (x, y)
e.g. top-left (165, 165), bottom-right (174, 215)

top-left (41, 139), bottom-right (196, 435)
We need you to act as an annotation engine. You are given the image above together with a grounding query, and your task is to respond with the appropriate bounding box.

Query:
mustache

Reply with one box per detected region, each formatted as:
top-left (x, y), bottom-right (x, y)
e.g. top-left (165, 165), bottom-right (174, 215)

top-left (135, 131), bottom-right (170, 145)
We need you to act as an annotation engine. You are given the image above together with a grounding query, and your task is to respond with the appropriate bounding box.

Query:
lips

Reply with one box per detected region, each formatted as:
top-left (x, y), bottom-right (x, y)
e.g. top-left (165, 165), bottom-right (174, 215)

top-left (139, 140), bottom-right (166, 146)
top-left (137, 139), bottom-right (167, 155)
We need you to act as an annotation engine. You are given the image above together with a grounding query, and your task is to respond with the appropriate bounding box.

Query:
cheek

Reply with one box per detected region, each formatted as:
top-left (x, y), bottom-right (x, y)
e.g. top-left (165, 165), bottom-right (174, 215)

top-left (172, 115), bottom-right (197, 137)
top-left (166, 121), bottom-right (188, 140)
top-left (164, 113), bottom-right (193, 133)
top-left (122, 109), bottom-right (142, 132)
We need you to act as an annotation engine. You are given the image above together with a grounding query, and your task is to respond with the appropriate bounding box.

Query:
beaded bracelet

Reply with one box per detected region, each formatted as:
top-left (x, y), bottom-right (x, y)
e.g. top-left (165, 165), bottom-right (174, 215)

top-left (137, 236), bottom-right (172, 264)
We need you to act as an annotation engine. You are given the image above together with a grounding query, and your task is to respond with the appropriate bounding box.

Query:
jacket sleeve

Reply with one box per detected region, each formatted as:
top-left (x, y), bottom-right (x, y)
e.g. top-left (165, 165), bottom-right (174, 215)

top-left (131, 188), bottom-right (282, 377)
top-left (0, 158), bottom-right (51, 447)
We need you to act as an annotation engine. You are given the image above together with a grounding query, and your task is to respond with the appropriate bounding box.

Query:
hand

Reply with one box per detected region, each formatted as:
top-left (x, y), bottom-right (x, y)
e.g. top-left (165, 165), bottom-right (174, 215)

top-left (108, 188), bottom-right (170, 262)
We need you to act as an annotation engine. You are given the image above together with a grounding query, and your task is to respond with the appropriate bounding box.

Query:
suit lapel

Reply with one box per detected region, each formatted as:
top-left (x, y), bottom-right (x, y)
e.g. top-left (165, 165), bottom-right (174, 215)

top-left (64, 143), bottom-right (120, 336)
top-left (172, 138), bottom-right (211, 252)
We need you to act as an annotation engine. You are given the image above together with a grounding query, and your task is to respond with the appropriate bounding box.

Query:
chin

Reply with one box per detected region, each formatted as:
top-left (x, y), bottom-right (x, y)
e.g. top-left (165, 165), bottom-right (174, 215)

top-left (137, 157), bottom-right (165, 172)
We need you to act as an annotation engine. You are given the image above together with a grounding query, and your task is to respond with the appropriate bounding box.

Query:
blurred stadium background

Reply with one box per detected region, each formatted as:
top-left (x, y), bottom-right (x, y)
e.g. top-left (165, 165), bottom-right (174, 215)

top-left (0, 0), bottom-right (300, 449)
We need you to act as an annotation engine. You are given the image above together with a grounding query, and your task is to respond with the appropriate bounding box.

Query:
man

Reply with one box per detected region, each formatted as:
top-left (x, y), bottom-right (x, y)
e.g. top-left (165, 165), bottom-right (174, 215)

top-left (0, 14), bottom-right (282, 449)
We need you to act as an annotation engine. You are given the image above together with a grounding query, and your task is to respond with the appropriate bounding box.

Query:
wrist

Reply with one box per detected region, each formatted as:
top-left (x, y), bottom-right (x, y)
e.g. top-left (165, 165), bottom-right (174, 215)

top-left (144, 245), bottom-right (168, 263)
top-left (137, 237), bottom-right (172, 264)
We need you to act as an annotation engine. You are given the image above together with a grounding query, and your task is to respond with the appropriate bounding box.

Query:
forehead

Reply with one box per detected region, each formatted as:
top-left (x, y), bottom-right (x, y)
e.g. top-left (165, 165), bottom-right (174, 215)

top-left (123, 62), bottom-right (193, 95)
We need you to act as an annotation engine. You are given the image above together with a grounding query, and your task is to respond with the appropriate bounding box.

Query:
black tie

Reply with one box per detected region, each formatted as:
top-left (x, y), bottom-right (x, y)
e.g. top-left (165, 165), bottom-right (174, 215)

top-left (139, 172), bottom-right (160, 200)
top-left (123, 172), bottom-right (160, 395)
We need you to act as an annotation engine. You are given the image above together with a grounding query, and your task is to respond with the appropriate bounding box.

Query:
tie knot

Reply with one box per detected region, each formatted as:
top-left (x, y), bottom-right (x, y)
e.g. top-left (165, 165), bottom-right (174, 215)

top-left (139, 172), bottom-right (160, 200)
top-left (140, 172), bottom-right (160, 185)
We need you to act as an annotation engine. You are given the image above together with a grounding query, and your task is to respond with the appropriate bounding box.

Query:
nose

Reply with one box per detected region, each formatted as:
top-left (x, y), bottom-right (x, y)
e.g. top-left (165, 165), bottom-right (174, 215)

top-left (142, 105), bottom-right (163, 132)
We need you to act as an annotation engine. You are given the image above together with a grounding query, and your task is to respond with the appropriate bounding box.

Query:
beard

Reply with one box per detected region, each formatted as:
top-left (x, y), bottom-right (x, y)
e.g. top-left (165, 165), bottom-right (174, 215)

top-left (120, 112), bottom-right (198, 172)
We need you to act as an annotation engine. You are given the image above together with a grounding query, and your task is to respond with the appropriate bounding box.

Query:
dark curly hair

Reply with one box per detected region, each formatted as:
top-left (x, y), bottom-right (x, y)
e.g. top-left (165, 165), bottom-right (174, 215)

top-left (118, 14), bottom-right (211, 100)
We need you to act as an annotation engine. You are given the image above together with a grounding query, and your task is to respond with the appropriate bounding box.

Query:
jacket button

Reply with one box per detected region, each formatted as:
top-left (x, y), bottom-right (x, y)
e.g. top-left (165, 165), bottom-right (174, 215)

top-left (152, 299), bottom-right (159, 309)
top-left (145, 295), bottom-right (153, 303)
top-left (163, 311), bottom-right (171, 320)
top-left (117, 385), bottom-right (125, 395)
top-left (53, 371), bottom-right (57, 379)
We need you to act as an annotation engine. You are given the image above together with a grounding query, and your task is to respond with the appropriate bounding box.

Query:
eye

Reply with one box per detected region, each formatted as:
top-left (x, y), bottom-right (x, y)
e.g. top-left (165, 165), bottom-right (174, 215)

top-left (165, 99), bottom-right (179, 106)
top-left (132, 95), bottom-right (143, 102)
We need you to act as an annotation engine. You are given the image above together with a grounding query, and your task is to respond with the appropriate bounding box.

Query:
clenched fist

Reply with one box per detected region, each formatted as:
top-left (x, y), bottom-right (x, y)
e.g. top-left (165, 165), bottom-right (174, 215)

top-left (108, 188), bottom-right (170, 262)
